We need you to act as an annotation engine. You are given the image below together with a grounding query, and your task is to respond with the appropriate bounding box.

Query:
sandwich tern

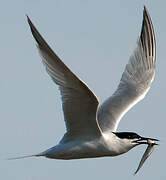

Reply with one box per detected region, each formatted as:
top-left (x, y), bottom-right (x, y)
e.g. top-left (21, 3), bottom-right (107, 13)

top-left (11, 6), bottom-right (159, 174)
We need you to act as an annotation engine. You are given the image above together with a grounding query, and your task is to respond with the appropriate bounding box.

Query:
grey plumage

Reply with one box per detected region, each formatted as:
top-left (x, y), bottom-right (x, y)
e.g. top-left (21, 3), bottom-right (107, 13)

top-left (97, 6), bottom-right (156, 132)
top-left (10, 6), bottom-right (158, 175)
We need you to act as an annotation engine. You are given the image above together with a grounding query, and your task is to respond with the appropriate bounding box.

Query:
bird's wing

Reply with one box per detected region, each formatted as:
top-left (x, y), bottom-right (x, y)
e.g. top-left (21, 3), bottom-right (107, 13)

top-left (27, 17), bottom-right (102, 140)
top-left (97, 7), bottom-right (156, 132)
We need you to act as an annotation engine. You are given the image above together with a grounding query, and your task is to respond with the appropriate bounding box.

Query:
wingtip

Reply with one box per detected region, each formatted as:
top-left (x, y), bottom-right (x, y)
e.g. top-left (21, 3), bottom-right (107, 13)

top-left (26, 15), bottom-right (41, 46)
top-left (26, 15), bottom-right (34, 33)
top-left (26, 15), bottom-right (33, 27)
top-left (26, 14), bottom-right (29, 19)
top-left (143, 5), bottom-right (150, 18)
top-left (140, 5), bottom-right (156, 60)
top-left (143, 5), bottom-right (147, 12)
top-left (142, 6), bottom-right (154, 30)
top-left (26, 14), bottom-right (29, 21)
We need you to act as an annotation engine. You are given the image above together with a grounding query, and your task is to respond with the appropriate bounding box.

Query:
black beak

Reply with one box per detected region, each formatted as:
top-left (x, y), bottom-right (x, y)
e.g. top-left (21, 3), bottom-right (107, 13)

top-left (133, 137), bottom-right (159, 145)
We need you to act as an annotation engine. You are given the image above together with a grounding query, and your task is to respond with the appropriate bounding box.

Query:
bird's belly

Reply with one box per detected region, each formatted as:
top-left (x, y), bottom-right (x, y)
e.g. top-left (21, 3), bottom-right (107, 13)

top-left (39, 139), bottom-right (114, 160)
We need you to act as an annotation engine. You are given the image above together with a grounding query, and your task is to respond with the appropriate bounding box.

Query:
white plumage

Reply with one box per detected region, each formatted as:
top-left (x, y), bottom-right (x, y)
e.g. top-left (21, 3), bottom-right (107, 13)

top-left (10, 6), bottom-right (159, 174)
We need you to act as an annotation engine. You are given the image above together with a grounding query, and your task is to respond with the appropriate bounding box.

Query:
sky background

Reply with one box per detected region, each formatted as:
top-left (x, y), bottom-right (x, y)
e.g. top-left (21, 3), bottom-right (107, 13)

top-left (0, 0), bottom-right (165, 179)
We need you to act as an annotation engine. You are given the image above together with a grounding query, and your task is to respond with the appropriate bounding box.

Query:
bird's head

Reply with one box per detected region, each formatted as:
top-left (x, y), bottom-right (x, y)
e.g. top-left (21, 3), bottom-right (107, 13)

top-left (113, 132), bottom-right (159, 148)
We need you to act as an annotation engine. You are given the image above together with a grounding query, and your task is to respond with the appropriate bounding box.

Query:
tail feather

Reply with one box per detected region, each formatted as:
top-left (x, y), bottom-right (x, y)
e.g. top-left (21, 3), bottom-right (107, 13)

top-left (7, 154), bottom-right (36, 160)
top-left (7, 153), bottom-right (45, 160)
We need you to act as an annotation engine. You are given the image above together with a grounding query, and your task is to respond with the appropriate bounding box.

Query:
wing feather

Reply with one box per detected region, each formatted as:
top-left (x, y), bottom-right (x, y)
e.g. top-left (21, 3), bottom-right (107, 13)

top-left (97, 7), bottom-right (156, 132)
top-left (27, 17), bottom-right (102, 139)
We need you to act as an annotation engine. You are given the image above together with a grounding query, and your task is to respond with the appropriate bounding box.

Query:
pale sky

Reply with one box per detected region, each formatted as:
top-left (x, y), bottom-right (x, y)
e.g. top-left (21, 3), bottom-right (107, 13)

top-left (0, 0), bottom-right (165, 179)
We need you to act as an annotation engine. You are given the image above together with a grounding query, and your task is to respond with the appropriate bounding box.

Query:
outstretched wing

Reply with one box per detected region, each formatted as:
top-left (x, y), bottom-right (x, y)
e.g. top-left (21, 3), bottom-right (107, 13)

top-left (97, 6), bottom-right (156, 132)
top-left (27, 17), bottom-right (102, 139)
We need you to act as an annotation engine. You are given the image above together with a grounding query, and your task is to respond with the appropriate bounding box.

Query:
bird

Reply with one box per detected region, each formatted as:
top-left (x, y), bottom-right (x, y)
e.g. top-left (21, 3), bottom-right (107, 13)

top-left (11, 6), bottom-right (159, 173)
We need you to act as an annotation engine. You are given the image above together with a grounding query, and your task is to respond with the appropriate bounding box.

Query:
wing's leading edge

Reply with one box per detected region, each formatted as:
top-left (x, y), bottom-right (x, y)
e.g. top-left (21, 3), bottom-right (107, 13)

top-left (97, 6), bottom-right (156, 132)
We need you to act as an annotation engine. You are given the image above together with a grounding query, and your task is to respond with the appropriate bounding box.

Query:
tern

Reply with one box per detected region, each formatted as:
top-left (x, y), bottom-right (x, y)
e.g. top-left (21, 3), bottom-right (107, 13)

top-left (11, 7), bottom-right (159, 173)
